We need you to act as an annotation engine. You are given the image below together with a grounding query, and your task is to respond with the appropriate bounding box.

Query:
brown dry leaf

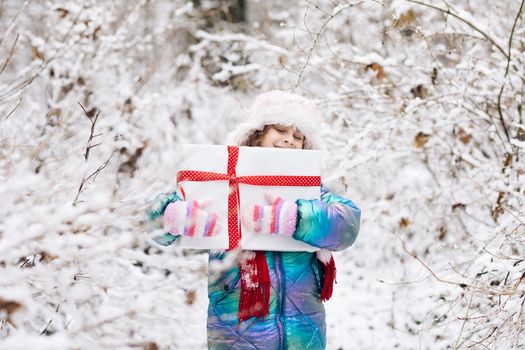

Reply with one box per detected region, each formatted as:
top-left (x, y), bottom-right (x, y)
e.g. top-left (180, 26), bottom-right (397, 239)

top-left (410, 84), bottom-right (428, 99)
top-left (491, 192), bottom-right (505, 222)
top-left (410, 84), bottom-right (428, 100)
top-left (438, 225), bottom-right (448, 240)
top-left (492, 205), bottom-right (504, 222)
top-left (0, 298), bottom-right (23, 323)
top-left (92, 26), bottom-right (101, 41)
top-left (394, 10), bottom-right (416, 28)
top-left (452, 203), bottom-right (466, 210)
top-left (399, 217), bottom-right (411, 228)
top-left (456, 127), bottom-right (472, 144)
top-left (46, 108), bottom-right (61, 118)
top-left (504, 153), bottom-right (512, 167)
top-left (231, 75), bottom-right (248, 92)
top-left (413, 132), bottom-right (430, 148)
top-left (55, 8), bottom-right (69, 18)
top-left (118, 142), bottom-right (148, 177)
top-left (123, 97), bottom-right (134, 114)
top-left (366, 62), bottom-right (385, 80)
top-left (431, 67), bottom-right (438, 85)
top-left (31, 46), bottom-right (44, 61)
top-left (39, 251), bottom-right (59, 263)
top-left (278, 55), bottom-right (286, 66)
top-left (144, 342), bottom-right (159, 350)
top-left (185, 289), bottom-right (196, 305)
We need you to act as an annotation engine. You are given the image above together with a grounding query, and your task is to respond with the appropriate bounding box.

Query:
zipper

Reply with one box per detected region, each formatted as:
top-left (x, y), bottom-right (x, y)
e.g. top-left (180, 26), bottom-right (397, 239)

top-left (274, 252), bottom-right (285, 349)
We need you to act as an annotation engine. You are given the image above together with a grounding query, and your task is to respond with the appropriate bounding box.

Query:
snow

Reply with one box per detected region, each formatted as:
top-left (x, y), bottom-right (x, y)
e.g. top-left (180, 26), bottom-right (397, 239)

top-left (1, 0), bottom-right (524, 349)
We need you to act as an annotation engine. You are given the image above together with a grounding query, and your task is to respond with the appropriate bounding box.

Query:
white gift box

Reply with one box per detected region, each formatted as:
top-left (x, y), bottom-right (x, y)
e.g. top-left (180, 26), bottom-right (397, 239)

top-left (173, 144), bottom-right (321, 252)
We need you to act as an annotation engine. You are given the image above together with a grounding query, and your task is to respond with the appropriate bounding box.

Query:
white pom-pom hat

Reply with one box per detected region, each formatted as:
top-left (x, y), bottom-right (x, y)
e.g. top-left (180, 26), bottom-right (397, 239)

top-left (226, 90), bottom-right (324, 150)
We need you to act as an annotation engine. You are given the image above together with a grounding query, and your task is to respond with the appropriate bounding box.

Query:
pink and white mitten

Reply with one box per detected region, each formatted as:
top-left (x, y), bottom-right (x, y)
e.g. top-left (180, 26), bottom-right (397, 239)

top-left (163, 199), bottom-right (221, 237)
top-left (242, 192), bottom-right (298, 236)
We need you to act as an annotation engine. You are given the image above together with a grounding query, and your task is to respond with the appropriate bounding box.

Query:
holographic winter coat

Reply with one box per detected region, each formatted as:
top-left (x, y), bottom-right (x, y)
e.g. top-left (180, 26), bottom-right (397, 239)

top-left (147, 185), bottom-right (360, 349)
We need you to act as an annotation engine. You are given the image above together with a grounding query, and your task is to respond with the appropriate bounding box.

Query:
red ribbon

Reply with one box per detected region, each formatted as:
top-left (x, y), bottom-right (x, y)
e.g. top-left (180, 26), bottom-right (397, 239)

top-left (177, 145), bottom-right (321, 250)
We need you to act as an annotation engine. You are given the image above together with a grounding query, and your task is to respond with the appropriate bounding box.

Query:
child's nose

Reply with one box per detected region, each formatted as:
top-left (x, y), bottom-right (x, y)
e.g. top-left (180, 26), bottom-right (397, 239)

top-left (283, 132), bottom-right (294, 143)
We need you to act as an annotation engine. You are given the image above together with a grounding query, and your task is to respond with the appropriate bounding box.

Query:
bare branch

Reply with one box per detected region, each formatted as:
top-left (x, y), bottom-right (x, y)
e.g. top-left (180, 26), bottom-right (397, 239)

top-left (496, 0), bottom-right (525, 144)
top-left (70, 310), bottom-right (136, 334)
top-left (2, 97), bottom-right (21, 120)
top-left (39, 303), bottom-right (60, 336)
top-left (78, 102), bottom-right (102, 161)
top-left (454, 291), bottom-right (475, 348)
top-left (392, 231), bottom-right (525, 297)
top-left (73, 152), bottom-right (115, 206)
top-left (0, 1), bottom-right (26, 47)
top-left (405, 0), bottom-right (509, 60)
top-left (0, 33), bottom-right (19, 76)
top-left (467, 326), bottom-right (499, 349)
top-left (0, 62), bottom-right (45, 103)
top-left (294, 1), bottom-right (364, 89)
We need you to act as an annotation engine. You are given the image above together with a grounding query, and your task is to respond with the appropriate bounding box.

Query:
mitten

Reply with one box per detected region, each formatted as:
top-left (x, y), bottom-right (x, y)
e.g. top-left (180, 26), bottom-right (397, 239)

top-left (145, 191), bottom-right (182, 246)
top-left (242, 192), bottom-right (298, 236)
top-left (163, 198), bottom-right (221, 237)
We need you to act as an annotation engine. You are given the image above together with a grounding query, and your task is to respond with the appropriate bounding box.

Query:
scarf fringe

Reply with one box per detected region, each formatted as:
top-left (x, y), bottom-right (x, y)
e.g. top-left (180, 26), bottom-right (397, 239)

top-left (319, 253), bottom-right (337, 302)
top-left (238, 251), bottom-right (270, 322)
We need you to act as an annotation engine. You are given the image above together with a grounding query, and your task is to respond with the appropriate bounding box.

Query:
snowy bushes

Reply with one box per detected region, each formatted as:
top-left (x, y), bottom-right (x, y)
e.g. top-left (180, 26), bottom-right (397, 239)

top-left (0, 0), bottom-right (524, 349)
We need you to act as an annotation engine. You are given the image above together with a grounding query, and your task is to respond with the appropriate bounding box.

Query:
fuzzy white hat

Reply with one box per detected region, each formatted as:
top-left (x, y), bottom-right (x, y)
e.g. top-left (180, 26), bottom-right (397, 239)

top-left (226, 90), bottom-right (323, 150)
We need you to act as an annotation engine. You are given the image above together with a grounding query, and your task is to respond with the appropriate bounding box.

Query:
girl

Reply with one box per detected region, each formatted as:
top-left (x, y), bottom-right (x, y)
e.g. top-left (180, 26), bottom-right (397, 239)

top-left (146, 90), bottom-right (361, 349)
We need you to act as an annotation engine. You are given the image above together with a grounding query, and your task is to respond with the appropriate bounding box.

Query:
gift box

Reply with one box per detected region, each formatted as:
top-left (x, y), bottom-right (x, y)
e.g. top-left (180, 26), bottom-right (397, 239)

top-left (173, 144), bottom-right (321, 252)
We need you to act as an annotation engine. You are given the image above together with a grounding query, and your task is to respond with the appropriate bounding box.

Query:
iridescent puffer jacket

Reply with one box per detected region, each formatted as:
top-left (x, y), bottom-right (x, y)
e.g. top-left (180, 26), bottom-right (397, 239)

top-left (147, 185), bottom-right (361, 349)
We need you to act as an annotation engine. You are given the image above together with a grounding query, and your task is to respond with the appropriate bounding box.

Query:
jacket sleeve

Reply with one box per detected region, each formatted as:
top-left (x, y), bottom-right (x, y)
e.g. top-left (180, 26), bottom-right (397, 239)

top-left (144, 191), bottom-right (182, 246)
top-left (292, 185), bottom-right (361, 251)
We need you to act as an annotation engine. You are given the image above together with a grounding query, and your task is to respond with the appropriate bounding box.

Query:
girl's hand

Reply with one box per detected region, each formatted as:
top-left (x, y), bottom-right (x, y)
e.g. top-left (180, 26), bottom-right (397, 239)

top-left (242, 192), bottom-right (298, 236)
top-left (145, 191), bottom-right (181, 231)
top-left (163, 198), bottom-right (221, 237)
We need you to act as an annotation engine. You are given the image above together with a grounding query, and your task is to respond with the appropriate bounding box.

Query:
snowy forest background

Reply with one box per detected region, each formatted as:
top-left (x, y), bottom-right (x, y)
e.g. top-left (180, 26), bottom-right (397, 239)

top-left (1, 0), bottom-right (524, 349)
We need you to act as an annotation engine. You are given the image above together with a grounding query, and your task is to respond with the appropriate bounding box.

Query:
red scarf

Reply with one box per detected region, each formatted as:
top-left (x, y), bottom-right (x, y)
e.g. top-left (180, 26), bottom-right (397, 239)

top-left (238, 251), bottom-right (270, 322)
top-left (237, 250), bottom-right (336, 322)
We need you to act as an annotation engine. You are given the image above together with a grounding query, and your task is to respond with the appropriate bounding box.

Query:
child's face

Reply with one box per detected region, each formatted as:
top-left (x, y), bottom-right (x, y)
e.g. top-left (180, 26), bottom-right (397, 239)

top-left (259, 124), bottom-right (304, 149)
